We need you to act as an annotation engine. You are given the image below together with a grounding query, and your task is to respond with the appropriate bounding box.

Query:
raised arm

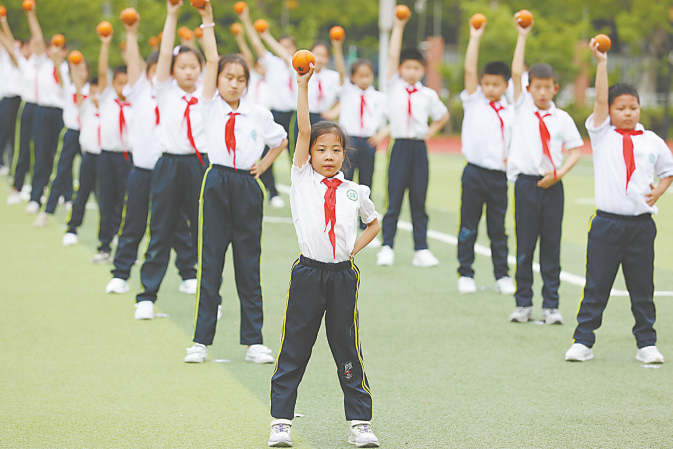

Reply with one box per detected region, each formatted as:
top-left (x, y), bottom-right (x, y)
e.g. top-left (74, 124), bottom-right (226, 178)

top-left (386, 14), bottom-right (409, 82)
top-left (72, 61), bottom-right (87, 106)
top-left (47, 44), bottom-right (64, 87)
top-left (511, 18), bottom-right (532, 102)
top-left (233, 26), bottom-right (254, 71)
top-left (464, 20), bottom-right (485, 95)
top-left (25, 5), bottom-right (45, 56)
top-left (1, 13), bottom-right (15, 42)
top-left (156, 0), bottom-right (182, 84)
top-left (198, 0), bottom-right (217, 101)
top-left (238, 7), bottom-right (269, 61)
top-left (0, 18), bottom-right (18, 66)
top-left (124, 16), bottom-right (144, 87)
top-left (294, 65), bottom-right (315, 168)
top-left (332, 36), bottom-right (346, 85)
top-left (97, 31), bottom-right (112, 93)
top-left (590, 38), bottom-right (609, 127)
top-left (260, 30), bottom-right (292, 66)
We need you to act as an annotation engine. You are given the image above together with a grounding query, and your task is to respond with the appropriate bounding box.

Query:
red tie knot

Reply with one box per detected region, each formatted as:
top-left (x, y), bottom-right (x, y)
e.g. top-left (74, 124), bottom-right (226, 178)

top-left (183, 96), bottom-right (198, 107)
top-left (489, 101), bottom-right (504, 113)
top-left (322, 178), bottom-right (342, 189)
top-left (615, 128), bottom-right (643, 138)
top-left (535, 110), bottom-right (550, 121)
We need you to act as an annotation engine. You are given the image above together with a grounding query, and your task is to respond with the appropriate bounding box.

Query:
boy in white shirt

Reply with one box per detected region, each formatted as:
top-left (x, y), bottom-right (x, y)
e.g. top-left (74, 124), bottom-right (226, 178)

top-left (0, 17), bottom-right (22, 176)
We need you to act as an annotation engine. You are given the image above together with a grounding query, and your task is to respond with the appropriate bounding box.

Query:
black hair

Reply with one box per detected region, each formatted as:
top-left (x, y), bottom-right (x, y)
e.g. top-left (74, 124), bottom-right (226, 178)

top-left (400, 47), bottom-right (424, 67)
top-left (90, 76), bottom-right (99, 85)
top-left (311, 40), bottom-right (331, 55)
top-left (146, 51), bottom-right (159, 73)
top-left (482, 61), bottom-right (511, 81)
top-left (528, 63), bottom-right (557, 83)
top-left (309, 121), bottom-right (347, 154)
top-left (350, 59), bottom-right (374, 76)
top-left (112, 65), bottom-right (127, 80)
top-left (608, 83), bottom-right (640, 107)
top-left (217, 54), bottom-right (250, 93)
top-left (170, 46), bottom-right (204, 74)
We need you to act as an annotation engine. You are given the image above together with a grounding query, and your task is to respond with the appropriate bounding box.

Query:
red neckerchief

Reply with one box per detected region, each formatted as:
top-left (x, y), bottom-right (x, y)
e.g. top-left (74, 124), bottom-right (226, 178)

top-left (182, 96), bottom-right (203, 165)
top-left (535, 111), bottom-right (555, 180)
top-left (114, 98), bottom-right (131, 160)
top-left (615, 128), bottom-right (643, 194)
top-left (225, 112), bottom-right (241, 170)
top-left (321, 177), bottom-right (343, 259)
top-left (360, 94), bottom-right (367, 131)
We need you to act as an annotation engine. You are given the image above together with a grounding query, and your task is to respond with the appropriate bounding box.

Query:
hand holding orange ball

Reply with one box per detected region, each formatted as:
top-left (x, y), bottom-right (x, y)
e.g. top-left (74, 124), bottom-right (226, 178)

top-left (22, 0), bottom-right (35, 11)
top-left (395, 5), bottom-right (411, 20)
top-left (120, 8), bottom-right (139, 26)
top-left (292, 50), bottom-right (315, 75)
top-left (594, 34), bottom-right (611, 53)
top-left (254, 19), bottom-right (268, 33)
top-left (329, 26), bottom-right (345, 41)
top-left (68, 50), bottom-right (83, 65)
top-left (194, 27), bottom-right (203, 39)
top-left (51, 34), bottom-right (65, 48)
top-left (0, 6), bottom-right (7, 17)
top-left (515, 9), bottom-right (533, 28)
top-left (470, 13), bottom-right (486, 30)
top-left (231, 23), bottom-right (243, 35)
top-left (190, 0), bottom-right (206, 9)
top-left (97, 21), bottom-right (113, 37)
top-left (234, 1), bottom-right (247, 14)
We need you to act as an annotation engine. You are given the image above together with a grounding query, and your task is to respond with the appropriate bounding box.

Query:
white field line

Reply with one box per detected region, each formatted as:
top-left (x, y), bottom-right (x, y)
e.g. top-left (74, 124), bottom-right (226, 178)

top-left (273, 184), bottom-right (673, 297)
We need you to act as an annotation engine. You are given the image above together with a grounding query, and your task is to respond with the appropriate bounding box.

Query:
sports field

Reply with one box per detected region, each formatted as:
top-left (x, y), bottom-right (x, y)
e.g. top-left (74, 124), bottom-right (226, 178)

top-left (2, 152), bottom-right (673, 448)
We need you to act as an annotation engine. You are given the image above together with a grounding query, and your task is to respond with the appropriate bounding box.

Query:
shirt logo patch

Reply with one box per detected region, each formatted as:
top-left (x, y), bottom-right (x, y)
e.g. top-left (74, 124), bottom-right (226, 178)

top-left (251, 129), bottom-right (257, 140)
top-left (649, 154), bottom-right (655, 164)
top-left (555, 132), bottom-right (563, 141)
top-left (347, 189), bottom-right (358, 201)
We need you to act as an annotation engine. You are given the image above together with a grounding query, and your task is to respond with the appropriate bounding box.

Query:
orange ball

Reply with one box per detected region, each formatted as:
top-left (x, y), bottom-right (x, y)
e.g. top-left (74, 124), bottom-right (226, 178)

top-left (22, 0), bottom-right (35, 11)
top-left (120, 8), bottom-right (139, 26)
top-left (231, 23), bottom-right (243, 35)
top-left (292, 49), bottom-right (315, 75)
top-left (515, 9), bottom-right (533, 28)
top-left (96, 21), bottom-right (113, 37)
top-left (194, 27), bottom-right (203, 38)
top-left (395, 4), bottom-right (411, 20)
top-left (329, 26), bottom-right (345, 41)
top-left (68, 50), bottom-right (83, 65)
top-left (119, 41), bottom-right (127, 51)
top-left (177, 26), bottom-right (191, 40)
top-left (51, 34), bottom-right (65, 48)
top-left (148, 36), bottom-right (159, 47)
top-left (594, 34), bottom-right (611, 53)
top-left (0, 6), bottom-right (7, 17)
top-left (470, 13), bottom-right (486, 30)
top-left (254, 18), bottom-right (268, 33)
top-left (168, 0), bottom-right (181, 4)
top-left (233, 1), bottom-right (247, 14)
top-left (190, 0), bottom-right (206, 9)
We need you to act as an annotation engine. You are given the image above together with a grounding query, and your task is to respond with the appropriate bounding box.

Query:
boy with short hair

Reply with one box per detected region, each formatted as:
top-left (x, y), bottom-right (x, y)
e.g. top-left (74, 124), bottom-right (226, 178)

top-left (565, 40), bottom-right (673, 364)
top-left (507, 18), bottom-right (583, 324)
top-left (375, 12), bottom-right (449, 268)
top-left (457, 18), bottom-right (515, 295)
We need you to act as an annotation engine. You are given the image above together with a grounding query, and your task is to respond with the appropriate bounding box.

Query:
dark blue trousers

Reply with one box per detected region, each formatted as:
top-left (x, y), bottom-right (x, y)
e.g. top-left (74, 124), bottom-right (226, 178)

top-left (112, 166), bottom-right (196, 281)
top-left (13, 102), bottom-right (37, 192)
top-left (0, 96), bottom-right (21, 169)
top-left (573, 211), bottom-right (657, 348)
top-left (457, 163), bottom-right (509, 279)
top-left (193, 165), bottom-right (265, 346)
top-left (67, 152), bottom-right (99, 234)
top-left (137, 153), bottom-right (207, 303)
top-left (97, 151), bottom-right (132, 252)
top-left (259, 109), bottom-right (296, 199)
top-left (343, 136), bottom-right (376, 189)
top-left (381, 139), bottom-right (429, 250)
top-left (271, 256), bottom-right (372, 421)
top-left (513, 175), bottom-right (564, 308)
top-left (30, 106), bottom-right (64, 204)
top-left (45, 129), bottom-right (80, 214)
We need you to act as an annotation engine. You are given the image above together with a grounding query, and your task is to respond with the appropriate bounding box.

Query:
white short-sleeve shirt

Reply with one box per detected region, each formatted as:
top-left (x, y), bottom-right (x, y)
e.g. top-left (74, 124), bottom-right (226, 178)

top-left (586, 114), bottom-right (673, 216)
top-left (338, 80), bottom-right (386, 138)
top-left (155, 78), bottom-right (207, 155)
top-left (34, 54), bottom-right (65, 109)
top-left (78, 99), bottom-right (101, 155)
top-left (290, 163), bottom-right (378, 263)
top-left (1, 50), bottom-right (22, 98)
top-left (507, 92), bottom-right (583, 181)
top-left (308, 68), bottom-right (340, 114)
top-left (244, 70), bottom-right (270, 110)
top-left (201, 96), bottom-right (286, 169)
top-left (99, 85), bottom-right (133, 152)
top-left (260, 53), bottom-right (296, 112)
top-left (18, 54), bottom-right (37, 104)
top-left (387, 74), bottom-right (448, 139)
top-left (460, 86), bottom-right (512, 172)
top-left (62, 82), bottom-right (90, 131)
top-left (123, 76), bottom-right (162, 170)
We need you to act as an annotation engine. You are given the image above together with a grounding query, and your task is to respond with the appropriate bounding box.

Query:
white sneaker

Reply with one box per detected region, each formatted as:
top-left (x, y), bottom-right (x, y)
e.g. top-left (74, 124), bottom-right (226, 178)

top-left (134, 301), bottom-right (154, 320)
top-left (106, 278), bottom-right (130, 294)
top-left (269, 195), bottom-right (285, 209)
top-left (33, 211), bottom-right (48, 227)
top-left (217, 304), bottom-right (222, 320)
top-left (19, 186), bottom-right (31, 201)
top-left (636, 346), bottom-right (664, 364)
top-left (246, 344), bottom-right (275, 364)
top-left (184, 343), bottom-right (208, 363)
top-left (542, 308), bottom-right (564, 325)
top-left (412, 249), bottom-right (439, 267)
top-left (62, 232), bottom-right (78, 246)
top-left (349, 420), bottom-right (380, 448)
top-left (268, 419), bottom-right (292, 447)
top-left (365, 237), bottom-right (381, 249)
top-left (64, 201), bottom-right (72, 212)
top-left (565, 343), bottom-right (594, 362)
top-left (376, 245), bottom-right (394, 266)
top-left (0, 166), bottom-right (9, 176)
top-left (6, 190), bottom-right (20, 205)
top-left (25, 201), bottom-right (39, 214)
top-left (495, 276), bottom-right (516, 295)
top-left (90, 250), bottom-right (112, 264)
top-left (178, 278), bottom-right (198, 294)
top-left (457, 276), bottom-right (477, 294)
top-left (509, 306), bottom-right (533, 323)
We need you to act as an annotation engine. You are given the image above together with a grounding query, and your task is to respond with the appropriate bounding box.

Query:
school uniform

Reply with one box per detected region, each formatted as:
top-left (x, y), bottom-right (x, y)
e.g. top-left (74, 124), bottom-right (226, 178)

top-left (507, 92), bottom-right (583, 308)
top-left (458, 86), bottom-right (512, 279)
top-left (192, 95), bottom-right (286, 346)
top-left (572, 115), bottom-right (673, 348)
top-left (112, 76), bottom-right (196, 282)
top-left (136, 79), bottom-right (207, 305)
top-left (12, 54), bottom-right (38, 193)
top-left (98, 85), bottom-right (134, 253)
top-left (67, 99), bottom-right (101, 234)
top-left (0, 50), bottom-right (23, 170)
top-left (339, 80), bottom-right (386, 191)
top-left (270, 162), bottom-right (378, 421)
top-left (381, 74), bottom-right (448, 250)
top-left (244, 69), bottom-right (270, 110)
top-left (30, 54), bottom-right (65, 205)
top-left (307, 67), bottom-right (340, 124)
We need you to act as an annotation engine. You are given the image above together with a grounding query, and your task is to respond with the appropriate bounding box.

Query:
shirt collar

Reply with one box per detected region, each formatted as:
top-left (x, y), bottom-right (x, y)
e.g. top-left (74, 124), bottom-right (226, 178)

top-left (219, 95), bottom-right (250, 115)
top-left (311, 167), bottom-right (345, 184)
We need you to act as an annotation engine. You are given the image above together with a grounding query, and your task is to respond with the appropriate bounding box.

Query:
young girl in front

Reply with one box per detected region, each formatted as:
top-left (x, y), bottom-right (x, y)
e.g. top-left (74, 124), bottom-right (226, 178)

top-left (267, 63), bottom-right (381, 448)
top-left (183, 1), bottom-right (287, 364)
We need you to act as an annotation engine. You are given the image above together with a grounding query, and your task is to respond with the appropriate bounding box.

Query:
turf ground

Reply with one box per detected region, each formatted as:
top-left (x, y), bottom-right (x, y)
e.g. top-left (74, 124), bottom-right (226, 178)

top-left (1, 152), bottom-right (673, 448)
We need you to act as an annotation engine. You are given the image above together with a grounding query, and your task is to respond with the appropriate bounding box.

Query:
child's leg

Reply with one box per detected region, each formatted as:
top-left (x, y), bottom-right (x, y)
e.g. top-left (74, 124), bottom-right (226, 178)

top-left (538, 181), bottom-right (564, 309)
top-left (622, 217), bottom-right (657, 348)
top-left (381, 140), bottom-right (412, 248)
top-left (13, 103), bottom-right (36, 192)
top-left (513, 176), bottom-right (542, 307)
top-left (342, 136), bottom-right (361, 182)
top-left (67, 152), bottom-right (97, 234)
top-left (96, 152), bottom-right (118, 252)
top-left (356, 137), bottom-right (376, 189)
top-left (45, 129), bottom-right (80, 214)
top-left (271, 259), bottom-right (327, 420)
top-left (457, 163), bottom-right (486, 278)
top-left (572, 213), bottom-right (623, 347)
top-left (30, 108), bottom-right (63, 205)
top-left (112, 155), bottom-right (133, 237)
top-left (324, 263), bottom-right (373, 421)
top-left (407, 140), bottom-right (430, 251)
top-left (172, 206), bottom-right (197, 281)
top-left (485, 170), bottom-right (509, 280)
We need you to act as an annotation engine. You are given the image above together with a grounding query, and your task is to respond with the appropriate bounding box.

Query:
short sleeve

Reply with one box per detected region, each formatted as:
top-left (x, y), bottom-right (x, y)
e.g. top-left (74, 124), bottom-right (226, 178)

top-left (651, 132), bottom-right (673, 180)
top-left (99, 85), bottom-right (115, 102)
top-left (123, 75), bottom-right (148, 103)
top-left (153, 78), bottom-right (172, 100)
top-left (585, 113), bottom-right (611, 151)
top-left (290, 159), bottom-right (313, 185)
top-left (357, 185), bottom-right (378, 224)
top-left (460, 87), bottom-right (481, 109)
top-left (260, 108), bottom-right (287, 149)
top-left (427, 89), bottom-right (448, 122)
top-left (560, 112), bottom-right (583, 150)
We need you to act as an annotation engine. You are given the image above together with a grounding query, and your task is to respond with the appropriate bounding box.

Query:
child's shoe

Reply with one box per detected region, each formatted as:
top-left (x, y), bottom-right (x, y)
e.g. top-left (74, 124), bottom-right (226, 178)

top-left (246, 344), bottom-right (275, 364)
top-left (90, 250), bottom-right (112, 264)
top-left (636, 346), bottom-right (664, 364)
top-left (495, 276), bottom-right (516, 295)
top-left (457, 276), bottom-right (477, 294)
top-left (178, 278), bottom-right (197, 294)
top-left (565, 343), bottom-right (594, 362)
top-left (412, 249), bottom-right (439, 267)
top-left (509, 306), bottom-right (533, 323)
top-left (269, 195), bottom-right (285, 209)
top-left (6, 189), bottom-right (21, 205)
top-left (25, 201), bottom-right (39, 214)
top-left (376, 246), bottom-right (394, 266)
top-left (134, 301), bottom-right (154, 320)
top-left (33, 211), bottom-right (48, 227)
top-left (349, 420), bottom-right (380, 448)
top-left (106, 278), bottom-right (130, 294)
top-left (184, 343), bottom-right (208, 363)
top-left (542, 308), bottom-right (564, 325)
top-left (268, 419), bottom-right (292, 447)
top-left (62, 232), bottom-right (78, 246)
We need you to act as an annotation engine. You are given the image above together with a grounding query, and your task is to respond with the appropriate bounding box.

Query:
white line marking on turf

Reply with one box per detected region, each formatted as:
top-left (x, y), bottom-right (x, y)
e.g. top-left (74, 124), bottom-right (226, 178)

top-left (274, 184), bottom-right (673, 297)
